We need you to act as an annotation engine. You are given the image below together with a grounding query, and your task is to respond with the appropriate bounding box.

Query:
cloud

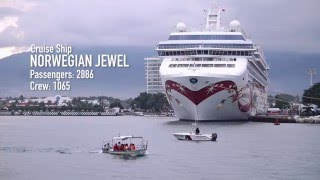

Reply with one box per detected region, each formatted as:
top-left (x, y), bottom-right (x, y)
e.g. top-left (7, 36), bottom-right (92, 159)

top-left (0, 0), bottom-right (37, 58)
top-left (0, 46), bottom-right (29, 60)
top-left (0, 16), bottom-right (27, 56)
top-left (0, 7), bottom-right (22, 16)
top-left (0, 0), bottom-right (37, 12)
top-left (0, 16), bottom-right (19, 33)
top-left (0, 0), bottom-right (320, 53)
top-left (14, 0), bottom-right (206, 47)
top-left (229, 0), bottom-right (320, 53)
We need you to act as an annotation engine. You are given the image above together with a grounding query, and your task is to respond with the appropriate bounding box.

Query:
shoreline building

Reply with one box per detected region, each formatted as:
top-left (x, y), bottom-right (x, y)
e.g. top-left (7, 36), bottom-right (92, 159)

top-left (144, 57), bottom-right (164, 94)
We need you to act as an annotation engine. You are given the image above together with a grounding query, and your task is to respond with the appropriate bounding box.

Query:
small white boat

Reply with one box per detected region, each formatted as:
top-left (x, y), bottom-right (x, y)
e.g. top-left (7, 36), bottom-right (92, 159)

top-left (102, 135), bottom-right (148, 157)
top-left (172, 123), bottom-right (217, 141)
top-left (172, 132), bottom-right (217, 141)
top-left (133, 112), bottom-right (144, 116)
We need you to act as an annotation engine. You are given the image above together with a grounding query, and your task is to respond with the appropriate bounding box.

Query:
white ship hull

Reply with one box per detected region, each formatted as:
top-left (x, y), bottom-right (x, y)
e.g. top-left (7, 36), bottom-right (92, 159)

top-left (159, 57), bottom-right (268, 121)
top-left (161, 75), bottom-right (251, 121)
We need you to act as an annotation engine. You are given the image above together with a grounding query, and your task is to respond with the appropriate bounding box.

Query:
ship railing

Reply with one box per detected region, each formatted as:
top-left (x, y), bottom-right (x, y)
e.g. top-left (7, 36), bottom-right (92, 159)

top-left (253, 45), bottom-right (268, 68)
top-left (255, 46), bottom-right (266, 59)
top-left (172, 27), bottom-right (201, 32)
top-left (240, 27), bottom-right (249, 39)
top-left (158, 44), bottom-right (254, 50)
top-left (248, 60), bottom-right (268, 80)
top-left (171, 57), bottom-right (236, 62)
top-left (172, 26), bottom-right (231, 33)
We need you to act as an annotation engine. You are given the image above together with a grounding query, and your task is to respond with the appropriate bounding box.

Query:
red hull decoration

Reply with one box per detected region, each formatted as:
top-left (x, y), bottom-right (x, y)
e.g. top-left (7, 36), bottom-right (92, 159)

top-left (165, 80), bottom-right (251, 112)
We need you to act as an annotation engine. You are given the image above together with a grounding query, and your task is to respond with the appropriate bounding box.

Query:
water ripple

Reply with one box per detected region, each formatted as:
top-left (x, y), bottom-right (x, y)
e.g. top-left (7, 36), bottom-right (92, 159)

top-left (0, 146), bottom-right (82, 154)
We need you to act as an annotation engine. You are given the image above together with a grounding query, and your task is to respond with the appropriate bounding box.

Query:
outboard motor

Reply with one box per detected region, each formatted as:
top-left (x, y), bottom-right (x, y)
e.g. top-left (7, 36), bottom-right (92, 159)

top-left (211, 133), bottom-right (217, 141)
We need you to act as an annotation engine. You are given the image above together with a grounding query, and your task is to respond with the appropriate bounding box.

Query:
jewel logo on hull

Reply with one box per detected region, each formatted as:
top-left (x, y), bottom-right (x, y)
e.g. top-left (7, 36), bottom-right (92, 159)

top-left (165, 80), bottom-right (251, 112)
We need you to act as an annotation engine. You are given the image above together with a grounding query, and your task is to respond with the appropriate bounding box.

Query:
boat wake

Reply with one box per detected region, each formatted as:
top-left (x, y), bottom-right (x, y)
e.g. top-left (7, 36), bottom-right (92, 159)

top-left (54, 148), bottom-right (72, 154)
top-left (0, 146), bottom-right (102, 154)
top-left (0, 146), bottom-right (32, 153)
top-left (88, 149), bottom-right (103, 154)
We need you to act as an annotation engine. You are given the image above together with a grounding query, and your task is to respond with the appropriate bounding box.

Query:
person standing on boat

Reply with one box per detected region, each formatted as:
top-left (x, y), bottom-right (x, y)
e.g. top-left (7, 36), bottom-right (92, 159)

top-left (195, 127), bottom-right (200, 135)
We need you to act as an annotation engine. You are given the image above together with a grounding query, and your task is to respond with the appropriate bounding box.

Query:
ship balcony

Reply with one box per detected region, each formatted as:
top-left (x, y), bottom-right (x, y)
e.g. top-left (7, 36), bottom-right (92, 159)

top-left (253, 54), bottom-right (268, 71)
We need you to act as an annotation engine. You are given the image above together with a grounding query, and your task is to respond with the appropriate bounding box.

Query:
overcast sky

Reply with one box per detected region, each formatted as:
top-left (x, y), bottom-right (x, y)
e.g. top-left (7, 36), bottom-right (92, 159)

top-left (0, 0), bottom-right (319, 98)
top-left (0, 0), bottom-right (319, 53)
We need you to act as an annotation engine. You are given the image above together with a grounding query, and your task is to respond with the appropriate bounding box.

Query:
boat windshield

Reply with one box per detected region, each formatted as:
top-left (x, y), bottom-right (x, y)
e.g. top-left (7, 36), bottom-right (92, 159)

top-left (112, 136), bottom-right (144, 141)
top-left (106, 136), bottom-right (148, 151)
top-left (110, 136), bottom-right (146, 147)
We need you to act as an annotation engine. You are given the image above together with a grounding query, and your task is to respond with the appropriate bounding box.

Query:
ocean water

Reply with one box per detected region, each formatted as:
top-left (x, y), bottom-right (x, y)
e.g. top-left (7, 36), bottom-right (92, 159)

top-left (0, 116), bottom-right (320, 180)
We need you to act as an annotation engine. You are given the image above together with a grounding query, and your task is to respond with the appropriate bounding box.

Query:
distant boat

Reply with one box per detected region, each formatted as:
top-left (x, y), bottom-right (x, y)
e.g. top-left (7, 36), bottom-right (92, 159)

top-left (133, 112), bottom-right (144, 116)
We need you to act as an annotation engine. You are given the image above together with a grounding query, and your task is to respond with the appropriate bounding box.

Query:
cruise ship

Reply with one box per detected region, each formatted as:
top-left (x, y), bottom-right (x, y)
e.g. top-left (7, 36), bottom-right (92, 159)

top-left (157, 6), bottom-right (269, 121)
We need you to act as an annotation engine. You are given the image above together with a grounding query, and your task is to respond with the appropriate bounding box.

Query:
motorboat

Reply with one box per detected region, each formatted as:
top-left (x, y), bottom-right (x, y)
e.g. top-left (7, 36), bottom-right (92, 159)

top-left (102, 135), bottom-right (148, 156)
top-left (172, 124), bottom-right (217, 141)
top-left (172, 132), bottom-right (217, 141)
top-left (133, 112), bottom-right (144, 116)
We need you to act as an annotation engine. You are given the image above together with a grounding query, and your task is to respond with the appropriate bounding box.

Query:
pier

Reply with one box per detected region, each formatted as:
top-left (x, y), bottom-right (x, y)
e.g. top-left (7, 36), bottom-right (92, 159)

top-left (249, 115), bottom-right (296, 123)
top-left (250, 115), bottom-right (320, 124)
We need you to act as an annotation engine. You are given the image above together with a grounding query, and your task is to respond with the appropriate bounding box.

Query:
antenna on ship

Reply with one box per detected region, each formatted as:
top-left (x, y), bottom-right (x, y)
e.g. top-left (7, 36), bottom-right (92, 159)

top-left (307, 69), bottom-right (316, 87)
top-left (205, 4), bottom-right (221, 31)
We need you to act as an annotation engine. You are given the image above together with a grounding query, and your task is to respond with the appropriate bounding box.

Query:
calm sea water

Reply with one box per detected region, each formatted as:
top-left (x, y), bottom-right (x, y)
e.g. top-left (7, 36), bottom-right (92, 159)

top-left (0, 116), bottom-right (320, 180)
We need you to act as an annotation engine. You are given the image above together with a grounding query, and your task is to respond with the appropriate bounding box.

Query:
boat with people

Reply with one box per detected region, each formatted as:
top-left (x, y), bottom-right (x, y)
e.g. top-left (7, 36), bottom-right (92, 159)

top-left (172, 123), bottom-right (217, 141)
top-left (102, 135), bottom-right (148, 156)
